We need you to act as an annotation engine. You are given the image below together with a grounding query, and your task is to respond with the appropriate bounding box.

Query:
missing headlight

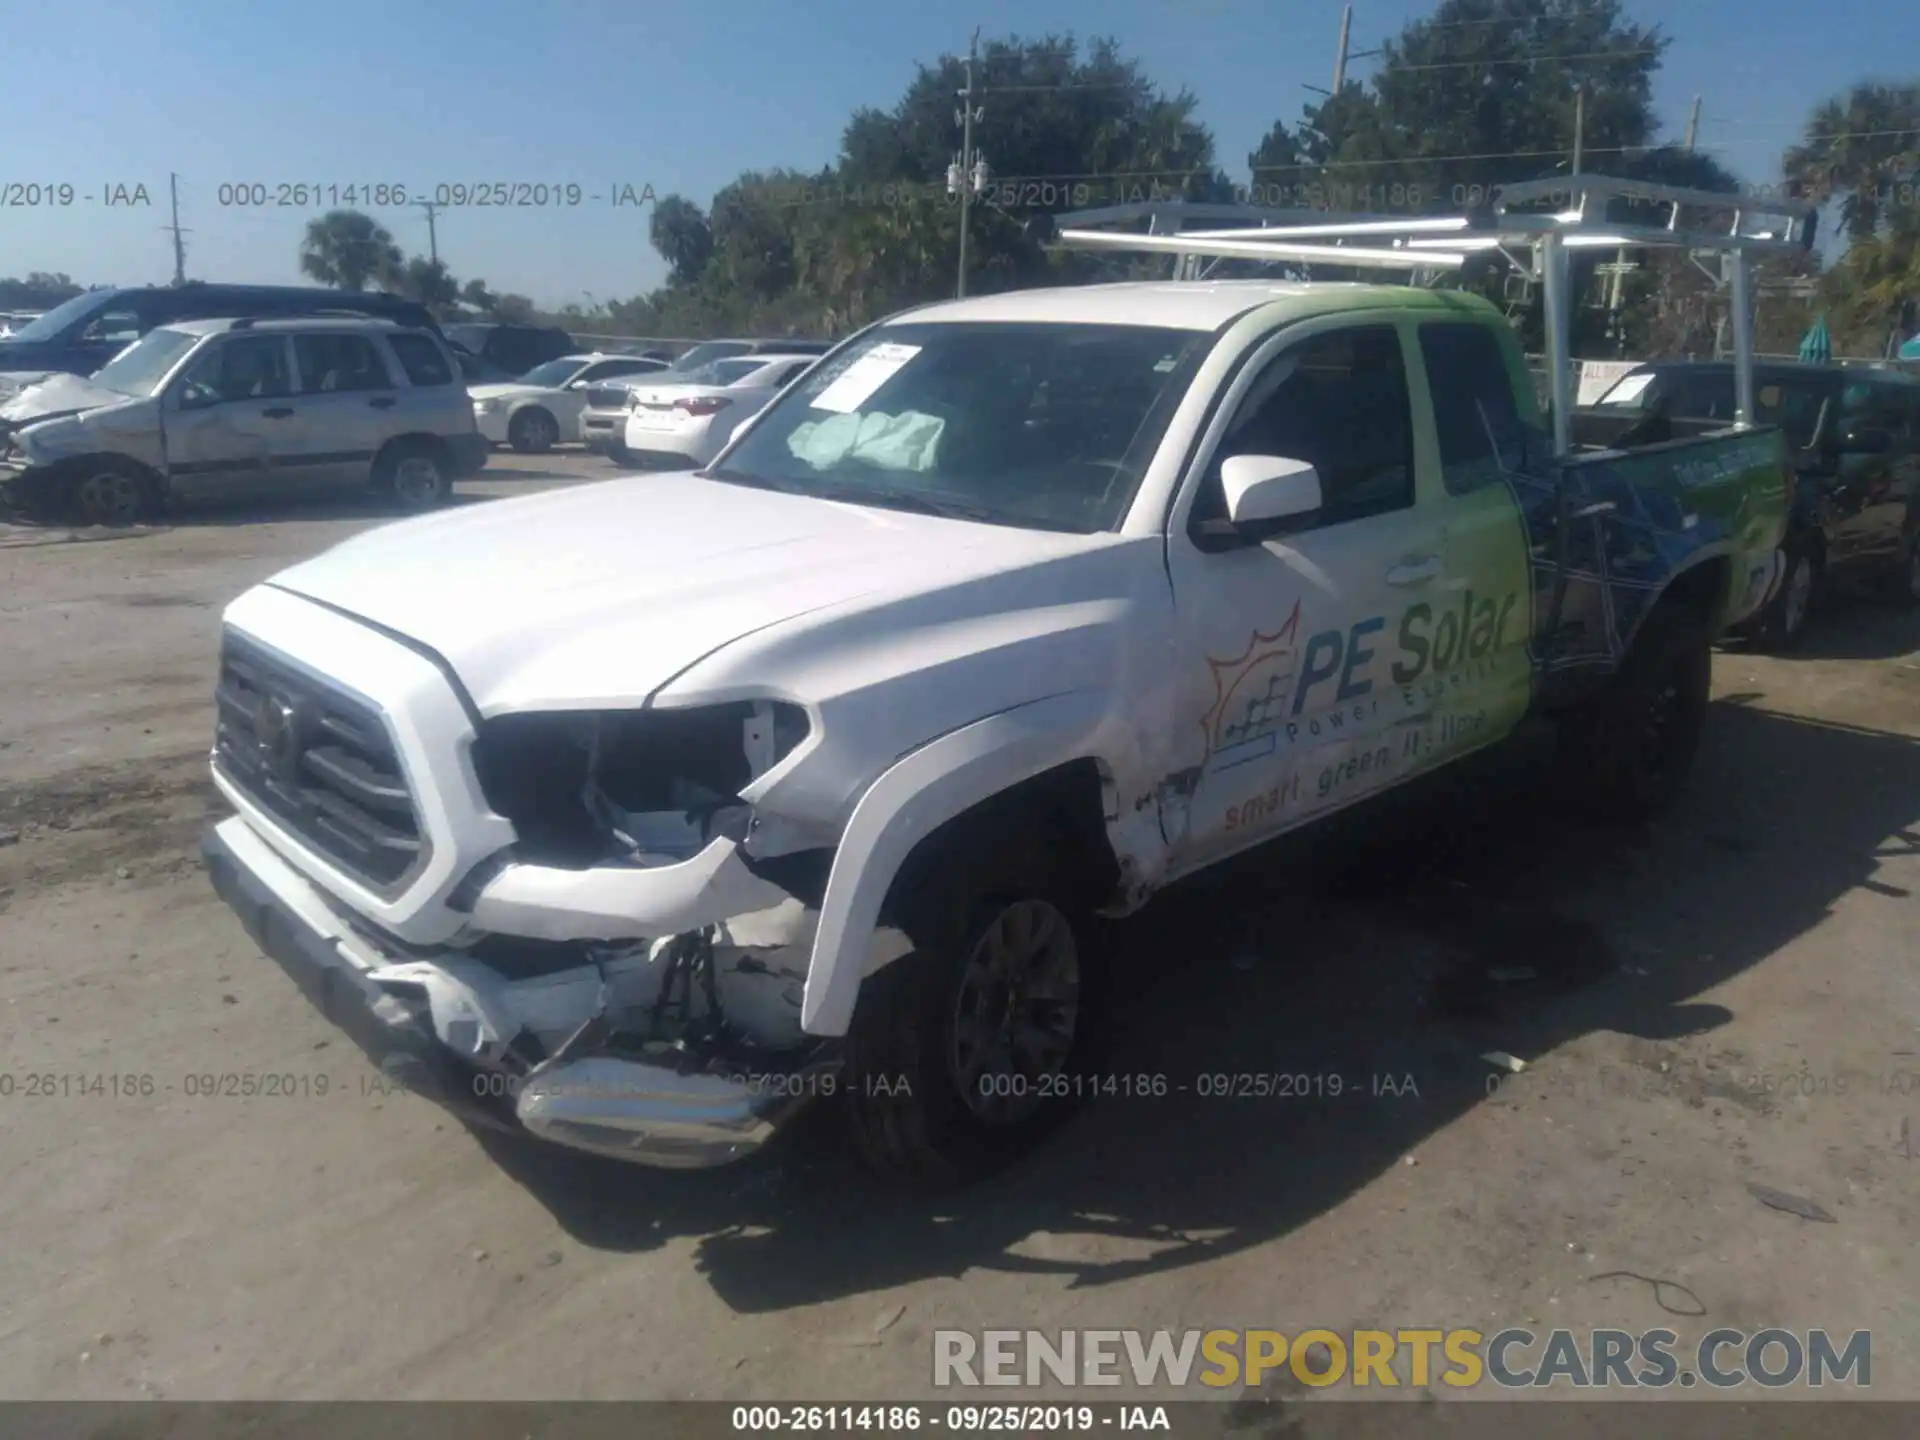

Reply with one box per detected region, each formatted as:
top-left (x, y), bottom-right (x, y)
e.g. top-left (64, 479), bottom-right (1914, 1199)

top-left (470, 701), bottom-right (809, 869)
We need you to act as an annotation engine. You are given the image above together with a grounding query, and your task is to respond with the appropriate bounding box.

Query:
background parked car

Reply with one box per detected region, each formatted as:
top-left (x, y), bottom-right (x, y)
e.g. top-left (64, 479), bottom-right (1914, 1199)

top-left (0, 317), bottom-right (485, 526)
top-left (0, 285), bottom-right (441, 392)
top-left (442, 322), bottom-right (576, 377)
top-left (470, 351), bottom-right (671, 451)
top-left (1582, 359), bottom-right (1920, 645)
top-left (617, 353), bottom-right (818, 468)
top-left (577, 339), bottom-right (831, 457)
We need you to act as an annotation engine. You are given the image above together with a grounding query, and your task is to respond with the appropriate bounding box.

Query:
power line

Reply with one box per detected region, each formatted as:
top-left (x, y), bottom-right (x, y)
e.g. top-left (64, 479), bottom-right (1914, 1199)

top-left (1371, 45), bottom-right (1660, 74)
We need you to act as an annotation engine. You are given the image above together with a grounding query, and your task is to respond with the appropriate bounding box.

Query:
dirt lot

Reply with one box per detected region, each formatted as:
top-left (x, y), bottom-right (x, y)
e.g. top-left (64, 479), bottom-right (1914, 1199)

top-left (2, 450), bottom-right (1917, 1404)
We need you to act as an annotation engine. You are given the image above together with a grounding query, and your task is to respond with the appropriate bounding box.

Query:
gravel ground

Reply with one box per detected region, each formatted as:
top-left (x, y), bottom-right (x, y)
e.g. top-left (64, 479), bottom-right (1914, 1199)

top-left (1, 450), bottom-right (1916, 1404)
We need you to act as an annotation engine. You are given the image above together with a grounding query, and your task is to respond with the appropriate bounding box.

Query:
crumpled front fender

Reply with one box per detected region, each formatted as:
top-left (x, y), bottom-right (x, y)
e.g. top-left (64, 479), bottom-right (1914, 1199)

top-left (799, 688), bottom-right (1114, 1038)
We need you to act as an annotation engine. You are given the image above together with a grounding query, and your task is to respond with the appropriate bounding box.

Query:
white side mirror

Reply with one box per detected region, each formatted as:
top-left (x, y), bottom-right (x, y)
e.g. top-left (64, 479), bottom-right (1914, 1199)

top-left (1220, 454), bottom-right (1322, 525)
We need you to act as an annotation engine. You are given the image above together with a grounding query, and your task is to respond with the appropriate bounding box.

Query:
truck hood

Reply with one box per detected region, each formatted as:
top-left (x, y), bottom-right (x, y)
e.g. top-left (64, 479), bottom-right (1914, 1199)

top-left (263, 470), bottom-right (1099, 714)
top-left (0, 372), bottom-right (130, 428)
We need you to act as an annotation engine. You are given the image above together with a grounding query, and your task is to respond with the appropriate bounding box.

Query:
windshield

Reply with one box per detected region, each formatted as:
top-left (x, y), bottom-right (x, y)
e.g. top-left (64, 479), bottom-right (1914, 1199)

top-left (4, 291), bottom-right (110, 344)
top-left (517, 357), bottom-right (587, 388)
top-left (707, 321), bottom-right (1209, 533)
top-left (86, 326), bottom-right (202, 398)
top-left (670, 341), bottom-right (752, 372)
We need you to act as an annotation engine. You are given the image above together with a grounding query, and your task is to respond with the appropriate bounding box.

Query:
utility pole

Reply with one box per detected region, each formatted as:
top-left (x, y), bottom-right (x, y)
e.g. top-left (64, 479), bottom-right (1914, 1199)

top-left (418, 201), bottom-right (441, 265)
top-left (949, 28), bottom-right (987, 299)
top-left (1684, 95), bottom-right (1702, 153)
top-left (166, 173), bottom-right (188, 286)
top-left (1571, 85), bottom-right (1585, 175)
top-left (1332, 5), bottom-right (1353, 92)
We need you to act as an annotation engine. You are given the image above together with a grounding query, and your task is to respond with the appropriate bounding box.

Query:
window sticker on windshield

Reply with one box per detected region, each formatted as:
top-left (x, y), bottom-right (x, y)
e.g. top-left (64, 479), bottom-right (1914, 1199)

top-left (809, 342), bottom-right (921, 414)
top-left (1602, 372), bottom-right (1653, 406)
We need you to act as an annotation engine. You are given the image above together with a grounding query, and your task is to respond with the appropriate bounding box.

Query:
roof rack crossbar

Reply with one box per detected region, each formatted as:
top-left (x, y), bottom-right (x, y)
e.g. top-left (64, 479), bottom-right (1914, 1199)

top-left (1051, 172), bottom-right (1816, 262)
top-left (1048, 172), bottom-right (1813, 461)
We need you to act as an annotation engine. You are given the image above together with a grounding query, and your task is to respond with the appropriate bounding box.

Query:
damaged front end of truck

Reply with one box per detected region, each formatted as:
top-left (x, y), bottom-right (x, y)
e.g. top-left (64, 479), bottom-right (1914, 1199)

top-left (202, 615), bottom-right (919, 1170)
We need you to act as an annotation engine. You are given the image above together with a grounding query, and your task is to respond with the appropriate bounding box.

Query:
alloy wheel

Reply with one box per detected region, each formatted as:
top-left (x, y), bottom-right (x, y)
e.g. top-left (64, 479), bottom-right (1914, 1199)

top-left (948, 898), bottom-right (1081, 1127)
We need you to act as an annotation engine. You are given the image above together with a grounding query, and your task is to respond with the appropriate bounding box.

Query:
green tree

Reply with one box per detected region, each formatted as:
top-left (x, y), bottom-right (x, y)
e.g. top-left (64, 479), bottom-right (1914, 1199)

top-left (1258, 0), bottom-right (1669, 207)
top-left (649, 195), bottom-right (714, 285)
top-left (1783, 82), bottom-right (1920, 242)
top-left (0, 271), bottom-right (85, 309)
top-left (393, 255), bottom-right (460, 311)
top-left (298, 210), bottom-right (403, 292)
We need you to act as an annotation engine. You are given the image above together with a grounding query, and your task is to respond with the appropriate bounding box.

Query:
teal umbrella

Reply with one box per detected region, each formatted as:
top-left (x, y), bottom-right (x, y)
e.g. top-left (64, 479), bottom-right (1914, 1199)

top-left (1902, 334), bottom-right (1920, 361)
top-left (1798, 314), bottom-right (1832, 363)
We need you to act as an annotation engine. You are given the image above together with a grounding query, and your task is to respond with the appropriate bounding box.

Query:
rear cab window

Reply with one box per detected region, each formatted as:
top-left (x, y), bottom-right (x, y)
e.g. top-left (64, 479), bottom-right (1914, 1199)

top-left (1417, 321), bottom-right (1537, 495)
top-left (387, 332), bottom-right (456, 387)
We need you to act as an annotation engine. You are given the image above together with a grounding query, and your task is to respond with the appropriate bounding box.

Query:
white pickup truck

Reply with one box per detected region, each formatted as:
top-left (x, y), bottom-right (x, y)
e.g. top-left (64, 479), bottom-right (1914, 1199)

top-left (202, 194), bottom-right (1795, 1186)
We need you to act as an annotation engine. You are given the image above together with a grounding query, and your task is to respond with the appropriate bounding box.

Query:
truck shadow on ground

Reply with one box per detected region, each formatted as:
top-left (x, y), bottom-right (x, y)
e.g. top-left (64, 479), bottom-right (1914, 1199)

top-left (469, 695), bottom-right (1920, 1314)
top-left (1768, 594), bottom-right (1920, 662)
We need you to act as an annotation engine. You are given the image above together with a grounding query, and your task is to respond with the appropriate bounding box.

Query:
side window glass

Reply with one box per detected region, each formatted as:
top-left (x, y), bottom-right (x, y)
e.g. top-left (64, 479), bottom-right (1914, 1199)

top-left (386, 333), bottom-right (455, 387)
top-left (1418, 322), bottom-right (1537, 495)
top-left (178, 336), bottom-right (292, 407)
top-left (293, 334), bottom-right (392, 394)
top-left (1194, 324), bottom-right (1414, 532)
top-left (80, 308), bottom-right (144, 345)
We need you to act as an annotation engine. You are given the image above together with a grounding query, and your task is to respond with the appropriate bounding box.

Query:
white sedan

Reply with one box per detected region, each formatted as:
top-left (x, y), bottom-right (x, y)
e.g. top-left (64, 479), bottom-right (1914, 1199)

top-left (618, 354), bottom-right (819, 468)
top-left (470, 352), bottom-right (670, 452)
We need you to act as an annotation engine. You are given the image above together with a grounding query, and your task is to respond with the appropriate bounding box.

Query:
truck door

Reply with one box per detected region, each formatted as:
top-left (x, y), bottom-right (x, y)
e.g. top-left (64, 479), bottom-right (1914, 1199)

top-left (1163, 317), bottom-right (1450, 872)
top-left (1411, 320), bottom-right (1546, 733)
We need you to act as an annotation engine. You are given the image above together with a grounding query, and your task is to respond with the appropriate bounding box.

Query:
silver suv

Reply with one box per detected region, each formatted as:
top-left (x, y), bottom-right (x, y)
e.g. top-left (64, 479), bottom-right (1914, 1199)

top-left (0, 316), bottom-right (486, 526)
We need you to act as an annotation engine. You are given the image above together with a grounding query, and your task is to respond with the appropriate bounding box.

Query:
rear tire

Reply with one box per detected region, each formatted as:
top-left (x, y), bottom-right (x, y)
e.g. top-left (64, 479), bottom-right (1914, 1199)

top-left (507, 407), bottom-right (559, 454)
top-left (1555, 602), bottom-right (1713, 824)
top-left (374, 442), bottom-right (452, 513)
top-left (69, 462), bottom-right (160, 528)
top-left (1747, 534), bottom-right (1819, 651)
top-left (842, 828), bottom-right (1104, 1191)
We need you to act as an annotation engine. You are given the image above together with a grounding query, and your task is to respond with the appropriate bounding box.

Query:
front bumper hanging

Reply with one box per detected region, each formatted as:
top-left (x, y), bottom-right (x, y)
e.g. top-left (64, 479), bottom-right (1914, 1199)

top-left (201, 816), bottom-right (822, 1168)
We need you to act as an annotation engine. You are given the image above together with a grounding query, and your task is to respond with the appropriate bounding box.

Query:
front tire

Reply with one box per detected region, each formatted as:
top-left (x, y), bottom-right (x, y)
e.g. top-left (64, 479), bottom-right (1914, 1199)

top-left (507, 407), bottom-right (559, 454)
top-left (69, 462), bottom-right (160, 527)
top-left (1555, 603), bottom-right (1713, 824)
top-left (843, 858), bottom-right (1101, 1191)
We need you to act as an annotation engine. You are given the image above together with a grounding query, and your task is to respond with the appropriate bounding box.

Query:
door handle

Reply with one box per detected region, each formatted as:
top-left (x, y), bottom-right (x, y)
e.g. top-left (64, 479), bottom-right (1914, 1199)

top-left (261, 407), bottom-right (294, 419)
top-left (1386, 556), bottom-right (1442, 587)
top-left (368, 396), bottom-right (397, 409)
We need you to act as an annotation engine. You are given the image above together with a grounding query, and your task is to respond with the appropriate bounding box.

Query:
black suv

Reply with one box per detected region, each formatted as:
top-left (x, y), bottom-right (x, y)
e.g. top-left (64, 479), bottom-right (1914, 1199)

top-left (0, 285), bottom-right (440, 382)
top-left (443, 323), bottom-right (577, 377)
top-left (1583, 360), bottom-right (1920, 646)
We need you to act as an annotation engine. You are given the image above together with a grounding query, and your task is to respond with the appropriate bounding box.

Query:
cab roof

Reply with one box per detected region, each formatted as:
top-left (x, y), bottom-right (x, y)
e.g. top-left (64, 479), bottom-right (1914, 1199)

top-left (895, 279), bottom-right (1501, 332)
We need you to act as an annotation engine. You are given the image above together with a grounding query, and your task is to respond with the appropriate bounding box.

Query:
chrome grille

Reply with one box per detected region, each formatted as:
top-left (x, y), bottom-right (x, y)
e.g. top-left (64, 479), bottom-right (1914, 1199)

top-left (585, 386), bottom-right (635, 411)
top-left (213, 632), bottom-right (427, 891)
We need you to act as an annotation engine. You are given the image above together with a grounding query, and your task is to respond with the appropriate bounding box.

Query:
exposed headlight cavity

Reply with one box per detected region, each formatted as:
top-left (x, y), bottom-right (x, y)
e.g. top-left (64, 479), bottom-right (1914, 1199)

top-left (470, 701), bottom-right (809, 869)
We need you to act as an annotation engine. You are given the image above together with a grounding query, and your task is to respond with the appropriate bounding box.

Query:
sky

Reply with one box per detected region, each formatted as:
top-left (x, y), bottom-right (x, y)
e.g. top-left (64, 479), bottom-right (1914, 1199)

top-left (0, 0), bottom-right (1908, 309)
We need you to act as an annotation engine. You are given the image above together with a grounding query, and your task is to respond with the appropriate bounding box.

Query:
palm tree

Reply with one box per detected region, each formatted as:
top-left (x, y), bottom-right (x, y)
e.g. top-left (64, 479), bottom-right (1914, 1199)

top-left (298, 210), bottom-right (404, 292)
top-left (1782, 83), bottom-right (1920, 242)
